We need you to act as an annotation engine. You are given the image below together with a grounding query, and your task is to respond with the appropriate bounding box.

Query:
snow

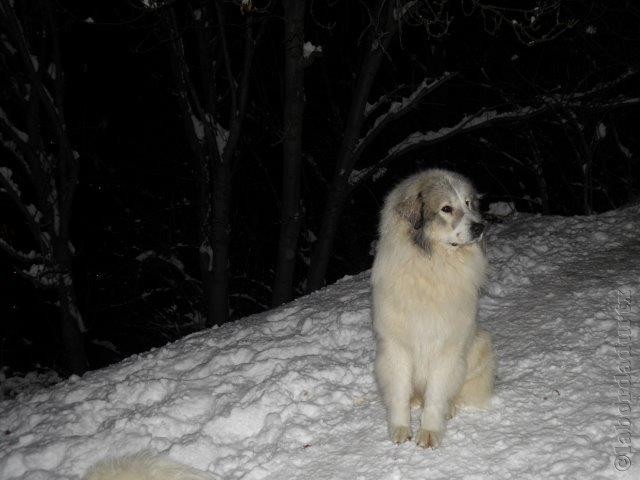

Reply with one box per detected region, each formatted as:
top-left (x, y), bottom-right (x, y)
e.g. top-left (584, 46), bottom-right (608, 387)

top-left (303, 42), bottom-right (322, 59)
top-left (0, 368), bottom-right (61, 401)
top-left (23, 263), bottom-right (45, 279)
top-left (199, 243), bottom-right (214, 271)
top-left (2, 35), bottom-right (17, 55)
top-left (393, 1), bottom-right (417, 21)
top-left (214, 122), bottom-right (229, 158)
top-left (0, 108), bottom-right (29, 143)
top-left (385, 74), bottom-right (450, 120)
top-left (487, 201), bottom-right (516, 217)
top-left (192, 114), bottom-right (228, 157)
top-left (191, 115), bottom-right (205, 141)
top-left (48, 63), bottom-right (57, 80)
top-left (139, 0), bottom-right (161, 8)
top-left (135, 250), bottom-right (156, 262)
top-left (1, 206), bottom-right (640, 479)
top-left (387, 107), bottom-right (536, 158)
top-left (598, 122), bottom-right (607, 139)
top-left (618, 144), bottom-right (632, 159)
top-left (26, 204), bottom-right (43, 223)
top-left (0, 166), bottom-right (21, 197)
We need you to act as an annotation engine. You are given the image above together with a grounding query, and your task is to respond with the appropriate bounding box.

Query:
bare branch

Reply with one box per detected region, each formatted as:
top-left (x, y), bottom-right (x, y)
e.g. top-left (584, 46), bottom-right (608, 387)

top-left (221, 13), bottom-right (257, 163)
top-left (163, 8), bottom-right (204, 160)
top-left (214, 0), bottom-right (238, 117)
top-left (464, 0), bottom-right (578, 46)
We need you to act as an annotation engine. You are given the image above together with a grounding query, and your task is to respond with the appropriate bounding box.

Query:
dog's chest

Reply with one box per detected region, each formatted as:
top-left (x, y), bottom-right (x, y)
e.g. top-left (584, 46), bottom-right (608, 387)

top-left (397, 260), bottom-right (478, 309)
top-left (391, 259), bottom-right (479, 345)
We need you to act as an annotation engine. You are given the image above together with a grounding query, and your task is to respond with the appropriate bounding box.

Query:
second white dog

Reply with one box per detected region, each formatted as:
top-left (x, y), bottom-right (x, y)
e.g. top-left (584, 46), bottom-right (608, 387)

top-left (84, 452), bottom-right (215, 480)
top-left (372, 169), bottom-right (495, 448)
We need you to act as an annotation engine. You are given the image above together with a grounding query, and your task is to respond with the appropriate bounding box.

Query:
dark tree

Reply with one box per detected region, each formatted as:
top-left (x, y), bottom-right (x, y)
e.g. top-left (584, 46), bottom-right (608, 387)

top-left (0, 0), bottom-right (87, 374)
top-left (272, 0), bottom-right (306, 306)
top-left (152, 0), bottom-right (260, 325)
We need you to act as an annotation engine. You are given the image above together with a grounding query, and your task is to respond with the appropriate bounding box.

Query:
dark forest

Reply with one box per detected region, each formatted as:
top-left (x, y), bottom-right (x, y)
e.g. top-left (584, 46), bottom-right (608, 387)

top-left (1, 0), bottom-right (638, 381)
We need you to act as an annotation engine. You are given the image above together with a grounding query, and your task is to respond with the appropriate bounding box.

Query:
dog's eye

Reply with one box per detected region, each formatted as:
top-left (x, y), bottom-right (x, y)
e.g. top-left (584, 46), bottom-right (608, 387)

top-left (441, 205), bottom-right (453, 213)
top-left (465, 200), bottom-right (470, 208)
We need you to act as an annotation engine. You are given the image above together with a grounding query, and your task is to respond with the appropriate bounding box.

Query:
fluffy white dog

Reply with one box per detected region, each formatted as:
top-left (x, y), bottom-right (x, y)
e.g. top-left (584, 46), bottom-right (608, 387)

top-left (372, 168), bottom-right (495, 448)
top-left (84, 452), bottom-right (215, 480)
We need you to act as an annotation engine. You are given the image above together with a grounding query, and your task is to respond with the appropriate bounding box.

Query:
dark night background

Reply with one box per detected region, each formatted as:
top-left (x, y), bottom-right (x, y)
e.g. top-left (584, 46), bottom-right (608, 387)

top-left (1, 0), bottom-right (638, 385)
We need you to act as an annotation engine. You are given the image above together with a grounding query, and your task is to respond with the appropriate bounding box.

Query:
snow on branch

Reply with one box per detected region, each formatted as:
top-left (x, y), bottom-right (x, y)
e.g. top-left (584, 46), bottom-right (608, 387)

top-left (393, 1), bottom-right (418, 21)
top-left (0, 236), bottom-right (43, 264)
top-left (353, 71), bottom-right (456, 159)
top-left (0, 109), bottom-right (33, 175)
top-left (364, 92), bottom-right (393, 119)
top-left (351, 93), bottom-right (640, 187)
top-left (0, 107), bottom-right (29, 143)
top-left (364, 82), bottom-right (428, 119)
top-left (303, 41), bottom-right (322, 59)
top-left (190, 113), bottom-right (229, 157)
top-left (138, 0), bottom-right (171, 9)
top-left (18, 261), bottom-right (60, 289)
top-left (136, 249), bottom-right (199, 283)
top-left (548, 68), bottom-right (639, 102)
top-left (0, 166), bottom-right (21, 198)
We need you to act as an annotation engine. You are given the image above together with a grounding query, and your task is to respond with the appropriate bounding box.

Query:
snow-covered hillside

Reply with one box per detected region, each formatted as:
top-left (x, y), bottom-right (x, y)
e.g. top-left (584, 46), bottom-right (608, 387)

top-left (1, 206), bottom-right (639, 479)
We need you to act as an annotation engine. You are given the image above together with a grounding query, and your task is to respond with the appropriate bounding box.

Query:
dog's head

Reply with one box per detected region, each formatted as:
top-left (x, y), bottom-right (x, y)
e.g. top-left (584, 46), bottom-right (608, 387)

top-left (395, 169), bottom-right (485, 253)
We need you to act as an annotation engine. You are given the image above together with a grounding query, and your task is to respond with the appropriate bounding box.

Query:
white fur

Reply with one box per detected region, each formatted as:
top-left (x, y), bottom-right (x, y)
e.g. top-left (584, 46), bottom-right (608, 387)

top-left (372, 169), bottom-right (495, 448)
top-left (84, 452), bottom-right (215, 480)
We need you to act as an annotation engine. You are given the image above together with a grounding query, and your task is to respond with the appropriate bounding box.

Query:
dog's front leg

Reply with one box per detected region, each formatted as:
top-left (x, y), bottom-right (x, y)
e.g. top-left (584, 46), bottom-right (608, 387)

top-left (417, 354), bottom-right (466, 448)
top-left (375, 341), bottom-right (412, 444)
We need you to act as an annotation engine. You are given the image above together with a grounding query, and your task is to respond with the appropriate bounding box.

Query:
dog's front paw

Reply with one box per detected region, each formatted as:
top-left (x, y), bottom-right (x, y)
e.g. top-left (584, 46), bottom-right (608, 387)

top-left (416, 429), bottom-right (442, 449)
top-left (390, 426), bottom-right (412, 444)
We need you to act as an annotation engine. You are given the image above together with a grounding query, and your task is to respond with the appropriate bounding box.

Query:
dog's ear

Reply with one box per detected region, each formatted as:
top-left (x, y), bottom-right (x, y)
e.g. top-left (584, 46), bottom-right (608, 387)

top-left (396, 192), bottom-right (432, 255)
top-left (396, 192), bottom-right (425, 230)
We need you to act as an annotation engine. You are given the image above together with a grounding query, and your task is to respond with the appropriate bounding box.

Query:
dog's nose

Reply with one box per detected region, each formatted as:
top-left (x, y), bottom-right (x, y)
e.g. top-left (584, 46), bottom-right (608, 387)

top-left (471, 222), bottom-right (485, 238)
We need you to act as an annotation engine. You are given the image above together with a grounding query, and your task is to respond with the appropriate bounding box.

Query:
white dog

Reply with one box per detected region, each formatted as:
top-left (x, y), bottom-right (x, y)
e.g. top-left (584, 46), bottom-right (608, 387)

top-left (84, 452), bottom-right (215, 480)
top-left (372, 168), bottom-right (495, 448)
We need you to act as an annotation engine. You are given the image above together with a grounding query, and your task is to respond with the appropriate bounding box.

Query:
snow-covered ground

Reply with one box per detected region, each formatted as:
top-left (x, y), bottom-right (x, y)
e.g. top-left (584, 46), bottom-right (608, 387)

top-left (1, 206), bottom-right (639, 479)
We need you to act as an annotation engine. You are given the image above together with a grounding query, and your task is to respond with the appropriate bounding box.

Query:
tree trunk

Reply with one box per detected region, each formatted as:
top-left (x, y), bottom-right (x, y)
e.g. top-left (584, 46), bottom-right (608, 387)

top-left (57, 282), bottom-right (88, 374)
top-left (306, 177), bottom-right (350, 292)
top-left (306, 0), bottom-right (396, 292)
top-left (196, 154), bottom-right (215, 327)
top-left (527, 131), bottom-right (550, 214)
top-left (210, 151), bottom-right (231, 324)
top-left (194, 141), bottom-right (231, 326)
top-left (272, 0), bottom-right (306, 306)
top-left (54, 239), bottom-right (88, 375)
top-left (162, 4), bottom-right (247, 326)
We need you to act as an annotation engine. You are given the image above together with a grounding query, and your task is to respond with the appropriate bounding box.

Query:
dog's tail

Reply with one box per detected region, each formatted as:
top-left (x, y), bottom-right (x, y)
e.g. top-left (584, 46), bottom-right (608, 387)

top-left (84, 451), bottom-right (216, 480)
